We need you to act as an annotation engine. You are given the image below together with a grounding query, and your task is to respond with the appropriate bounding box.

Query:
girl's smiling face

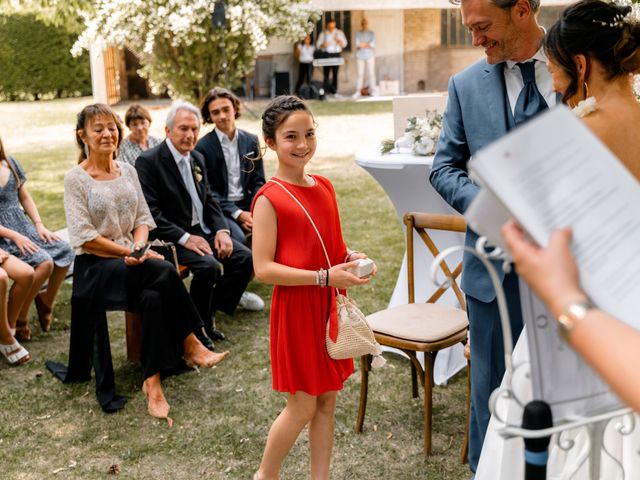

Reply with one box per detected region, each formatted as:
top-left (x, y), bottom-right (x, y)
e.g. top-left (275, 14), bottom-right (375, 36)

top-left (267, 111), bottom-right (317, 168)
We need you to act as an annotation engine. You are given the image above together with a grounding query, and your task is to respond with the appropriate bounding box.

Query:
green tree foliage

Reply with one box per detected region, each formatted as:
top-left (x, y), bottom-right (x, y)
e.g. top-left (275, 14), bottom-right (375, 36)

top-left (0, 13), bottom-right (92, 100)
top-left (73, 0), bottom-right (321, 102)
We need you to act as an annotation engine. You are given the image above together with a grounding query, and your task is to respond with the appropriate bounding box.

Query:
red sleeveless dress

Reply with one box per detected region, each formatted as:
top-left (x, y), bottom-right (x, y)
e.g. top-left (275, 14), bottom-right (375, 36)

top-left (252, 175), bottom-right (354, 395)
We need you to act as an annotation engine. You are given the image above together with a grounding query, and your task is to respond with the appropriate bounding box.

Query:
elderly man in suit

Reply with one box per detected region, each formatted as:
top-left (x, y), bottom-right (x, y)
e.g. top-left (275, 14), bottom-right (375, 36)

top-left (195, 87), bottom-right (266, 311)
top-left (136, 101), bottom-right (253, 346)
top-left (429, 0), bottom-right (556, 473)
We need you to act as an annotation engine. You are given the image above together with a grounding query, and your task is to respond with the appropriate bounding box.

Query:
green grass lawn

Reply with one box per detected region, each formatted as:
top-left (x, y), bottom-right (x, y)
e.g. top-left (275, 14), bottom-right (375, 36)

top-left (0, 97), bottom-right (469, 479)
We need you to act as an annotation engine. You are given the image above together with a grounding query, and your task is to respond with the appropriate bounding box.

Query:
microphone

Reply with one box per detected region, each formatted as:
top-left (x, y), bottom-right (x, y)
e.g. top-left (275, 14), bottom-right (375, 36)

top-left (211, 1), bottom-right (226, 29)
top-left (522, 400), bottom-right (553, 480)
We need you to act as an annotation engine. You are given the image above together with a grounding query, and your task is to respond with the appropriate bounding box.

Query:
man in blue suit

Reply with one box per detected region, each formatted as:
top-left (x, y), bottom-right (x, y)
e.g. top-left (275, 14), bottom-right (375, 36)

top-left (430, 0), bottom-right (556, 473)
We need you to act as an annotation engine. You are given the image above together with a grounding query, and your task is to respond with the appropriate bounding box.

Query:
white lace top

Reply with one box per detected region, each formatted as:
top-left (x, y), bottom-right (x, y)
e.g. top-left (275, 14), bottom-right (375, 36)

top-left (63, 162), bottom-right (156, 255)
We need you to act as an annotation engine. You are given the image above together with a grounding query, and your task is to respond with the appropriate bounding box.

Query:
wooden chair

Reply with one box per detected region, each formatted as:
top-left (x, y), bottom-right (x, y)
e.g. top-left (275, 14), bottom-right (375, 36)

top-left (125, 264), bottom-right (190, 362)
top-left (355, 212), bottom-right (470, 458)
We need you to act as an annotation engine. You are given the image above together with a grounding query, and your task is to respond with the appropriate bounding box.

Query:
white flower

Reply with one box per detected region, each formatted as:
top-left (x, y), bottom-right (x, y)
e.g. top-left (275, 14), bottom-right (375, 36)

top-left (413, 137), bottom-right (435, 156)
top-left (572, 96), bottom-right (597, 118)
top-left (394, 134), bottom-right (413, 149)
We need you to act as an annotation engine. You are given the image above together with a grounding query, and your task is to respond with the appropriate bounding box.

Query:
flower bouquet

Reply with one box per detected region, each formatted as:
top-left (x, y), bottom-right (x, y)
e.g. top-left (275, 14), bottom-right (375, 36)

top-left (380, 110), bottom-right (443, 156)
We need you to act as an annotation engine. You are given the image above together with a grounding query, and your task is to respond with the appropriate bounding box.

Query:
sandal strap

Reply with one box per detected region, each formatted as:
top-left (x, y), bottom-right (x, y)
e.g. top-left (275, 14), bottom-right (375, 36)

top-left (0, 341), bottom-right (31, 365)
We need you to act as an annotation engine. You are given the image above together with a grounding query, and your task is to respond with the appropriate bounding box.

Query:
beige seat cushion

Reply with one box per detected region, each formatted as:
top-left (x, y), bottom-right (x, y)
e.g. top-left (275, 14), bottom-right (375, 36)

top-left (367, 303), bottom-right (468, 343)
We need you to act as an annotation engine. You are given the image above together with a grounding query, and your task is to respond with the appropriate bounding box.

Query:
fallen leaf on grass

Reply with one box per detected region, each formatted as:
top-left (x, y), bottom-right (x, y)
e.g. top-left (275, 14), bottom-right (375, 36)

top-left (386, 432), bottom-right (393, 440)
top-left (373, 424), bottom-right (378, 432)
top-left (36, 414), bottom-right (51, 420)
top-left (108, 464), bottom-right (121, 475)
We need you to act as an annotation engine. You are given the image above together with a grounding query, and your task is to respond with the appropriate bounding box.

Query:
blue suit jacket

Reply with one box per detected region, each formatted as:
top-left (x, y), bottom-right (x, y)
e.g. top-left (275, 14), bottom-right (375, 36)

top-left (430, 59), bottom-right (512, 303)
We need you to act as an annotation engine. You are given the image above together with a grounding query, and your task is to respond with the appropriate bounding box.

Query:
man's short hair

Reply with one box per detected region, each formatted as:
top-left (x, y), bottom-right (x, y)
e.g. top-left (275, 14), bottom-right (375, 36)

top-left (451, 0), bottom-right (540, 12)
top-left (166, 100), bottom-right (202, 129)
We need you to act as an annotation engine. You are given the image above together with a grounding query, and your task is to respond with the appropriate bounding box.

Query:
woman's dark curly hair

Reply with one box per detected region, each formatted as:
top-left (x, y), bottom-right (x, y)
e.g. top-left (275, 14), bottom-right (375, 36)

top-left (544, 0), bottom-right (640, 103)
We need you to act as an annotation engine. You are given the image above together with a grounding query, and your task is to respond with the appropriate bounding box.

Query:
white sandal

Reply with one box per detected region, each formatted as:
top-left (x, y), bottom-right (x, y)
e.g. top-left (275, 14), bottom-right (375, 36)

top-left (0, 341), bottom-right (31, 366)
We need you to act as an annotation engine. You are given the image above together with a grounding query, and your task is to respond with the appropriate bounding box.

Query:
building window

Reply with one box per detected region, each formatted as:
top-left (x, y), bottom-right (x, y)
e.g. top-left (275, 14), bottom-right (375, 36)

top-left (313, 11), bottom-right (352, 52)
top-left (440, 6), bottom-right (565, 47)
top-left (441, 10), bottom-right (472, 47)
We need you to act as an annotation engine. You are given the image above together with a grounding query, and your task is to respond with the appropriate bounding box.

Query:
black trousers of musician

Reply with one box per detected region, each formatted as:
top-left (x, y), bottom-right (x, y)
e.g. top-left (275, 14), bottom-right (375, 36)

top-left (175, 225), bottom-right (253, 330)
top-left (322, 52), bottom-right (341, 94)
top-left (295, 62), bottom-right (313, 93)
top-left (46, 254), bottom-right (204, 413)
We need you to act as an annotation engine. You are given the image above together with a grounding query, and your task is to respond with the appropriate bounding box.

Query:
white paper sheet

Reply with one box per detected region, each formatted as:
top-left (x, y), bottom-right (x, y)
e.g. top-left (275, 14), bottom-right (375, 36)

top-left (468, 106), bottom-right (640, 419)
top-left (470, 106), bottom-right (640, 330)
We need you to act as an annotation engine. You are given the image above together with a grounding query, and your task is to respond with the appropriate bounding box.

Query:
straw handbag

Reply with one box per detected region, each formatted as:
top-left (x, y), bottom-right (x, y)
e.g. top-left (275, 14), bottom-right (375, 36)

top-left (269, 179), bottom-right (385, 367)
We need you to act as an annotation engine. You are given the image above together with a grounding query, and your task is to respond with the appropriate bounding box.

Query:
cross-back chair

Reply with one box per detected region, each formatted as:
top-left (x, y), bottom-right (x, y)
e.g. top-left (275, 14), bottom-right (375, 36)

top-left (355, 212), bottom-right (470, 459)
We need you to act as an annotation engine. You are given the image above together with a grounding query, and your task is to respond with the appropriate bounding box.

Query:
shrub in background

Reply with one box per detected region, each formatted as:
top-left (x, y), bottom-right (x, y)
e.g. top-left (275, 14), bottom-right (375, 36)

top-left (0, 14), bottom-right (91, 100)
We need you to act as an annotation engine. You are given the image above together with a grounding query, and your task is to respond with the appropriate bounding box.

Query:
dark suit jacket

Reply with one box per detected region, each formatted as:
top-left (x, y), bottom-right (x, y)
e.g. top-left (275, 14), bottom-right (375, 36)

top-left (194, 128), bottom-right (265, 216)
top-left (135, 140), bottom-right (229, 243)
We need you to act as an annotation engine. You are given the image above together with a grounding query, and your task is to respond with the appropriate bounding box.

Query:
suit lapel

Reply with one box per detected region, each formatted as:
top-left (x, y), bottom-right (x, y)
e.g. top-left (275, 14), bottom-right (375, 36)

top-left (237, 130), bottom-right (250, 187)
top-left (160, 142), bottom-right (189, 197)
top-left (482, 62), bottom-right (510, 137)
top-left (212, 130), bottom-right (228, 188)
top-left (190, 155), bottom-right (206, 202)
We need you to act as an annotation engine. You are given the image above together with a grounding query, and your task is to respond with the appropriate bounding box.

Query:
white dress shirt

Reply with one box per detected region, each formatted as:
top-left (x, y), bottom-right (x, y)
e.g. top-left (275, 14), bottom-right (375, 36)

top-left (215, 128), bottom-right (244, 219)
top-left (504, 47), bottom-right (557, 114)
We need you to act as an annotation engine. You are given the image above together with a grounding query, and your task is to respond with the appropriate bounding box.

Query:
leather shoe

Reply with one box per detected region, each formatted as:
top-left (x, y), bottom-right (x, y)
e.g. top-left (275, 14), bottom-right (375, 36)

top-left (206, 325), bottom-right (226, 341)
top-left (195, 328), bottom-right (215, 352)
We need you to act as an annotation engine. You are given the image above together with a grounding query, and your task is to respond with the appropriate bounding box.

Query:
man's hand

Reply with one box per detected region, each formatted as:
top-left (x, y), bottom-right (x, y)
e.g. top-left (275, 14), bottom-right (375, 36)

top-left (237, 211), bottom-right (253, 232)
top-left (214, 231), bottom-right (233, 259)
top-left (185, 234), bottom-right (213, 256)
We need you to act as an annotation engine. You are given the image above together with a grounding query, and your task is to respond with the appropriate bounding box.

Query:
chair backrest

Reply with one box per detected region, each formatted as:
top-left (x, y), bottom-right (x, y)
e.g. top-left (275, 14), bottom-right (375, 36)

top-left (403, 212), bottom-right (466, 310)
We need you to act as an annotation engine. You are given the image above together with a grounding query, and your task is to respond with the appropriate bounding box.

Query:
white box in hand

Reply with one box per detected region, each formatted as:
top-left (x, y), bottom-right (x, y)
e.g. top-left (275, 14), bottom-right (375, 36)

top-left (348, 258), bottom-right (374, 278)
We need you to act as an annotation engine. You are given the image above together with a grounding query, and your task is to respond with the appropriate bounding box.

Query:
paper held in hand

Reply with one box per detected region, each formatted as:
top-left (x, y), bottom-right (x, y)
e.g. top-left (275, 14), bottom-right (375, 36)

top-left (467, 106), bottom-right (640, 419)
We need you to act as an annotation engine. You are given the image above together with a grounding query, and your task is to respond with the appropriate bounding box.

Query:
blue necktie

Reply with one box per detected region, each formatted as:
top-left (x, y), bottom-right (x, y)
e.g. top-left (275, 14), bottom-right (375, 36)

top-left (514, 61), bottom-right (548, 125)
top-left (178, 157), bottom-right (211, 235)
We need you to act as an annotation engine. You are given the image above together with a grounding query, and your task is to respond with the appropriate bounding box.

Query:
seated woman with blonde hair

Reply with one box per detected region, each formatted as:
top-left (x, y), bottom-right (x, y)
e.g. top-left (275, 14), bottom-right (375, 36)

top-left (47, 103), bottom-right (228, 421)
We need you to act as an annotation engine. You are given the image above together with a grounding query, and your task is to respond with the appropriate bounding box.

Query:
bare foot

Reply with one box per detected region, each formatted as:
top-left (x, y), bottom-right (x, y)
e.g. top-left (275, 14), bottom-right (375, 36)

top-left (142, 377), bottom-right (172, 426)
top-left (185, 347), bottom-right (230, 369)
top-left (183, 332), bottom-right (230, 368)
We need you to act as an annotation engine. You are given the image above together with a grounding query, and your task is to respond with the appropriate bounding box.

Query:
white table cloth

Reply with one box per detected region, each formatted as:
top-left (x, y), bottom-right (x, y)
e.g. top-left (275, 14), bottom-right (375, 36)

top-left (355, 147), bottom-right (466, 384)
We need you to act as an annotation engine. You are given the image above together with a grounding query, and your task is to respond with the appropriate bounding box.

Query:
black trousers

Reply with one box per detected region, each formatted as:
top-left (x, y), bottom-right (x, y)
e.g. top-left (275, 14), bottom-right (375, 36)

top-left (175, 225), bottom-right (253, 329)
top-left (295, 62), bottom-right (313, 92)
top-left (46, 254), bottom-right (203, 412)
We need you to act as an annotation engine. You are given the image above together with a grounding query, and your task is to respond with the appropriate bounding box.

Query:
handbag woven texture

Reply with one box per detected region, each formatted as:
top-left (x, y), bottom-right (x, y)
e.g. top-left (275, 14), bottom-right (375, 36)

top-left (269, 179), bottom-right (385, 368)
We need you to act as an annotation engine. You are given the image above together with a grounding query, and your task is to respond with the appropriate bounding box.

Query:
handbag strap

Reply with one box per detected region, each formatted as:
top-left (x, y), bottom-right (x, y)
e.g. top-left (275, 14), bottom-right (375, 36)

top-left (268, 178), bottom-right (333, 268)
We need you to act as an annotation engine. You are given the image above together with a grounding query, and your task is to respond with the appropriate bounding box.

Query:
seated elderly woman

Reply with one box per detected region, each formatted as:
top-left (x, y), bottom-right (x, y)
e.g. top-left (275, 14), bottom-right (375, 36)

top-left (118, 104), bottom-right (162, 166)
top-left (47, 103), bottom-right (228, 422)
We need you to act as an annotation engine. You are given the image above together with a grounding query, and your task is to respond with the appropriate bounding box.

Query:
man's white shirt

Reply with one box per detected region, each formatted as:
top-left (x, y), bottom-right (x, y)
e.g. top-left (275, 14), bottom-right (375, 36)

top-left (504, 47), bottom-right (557, 114)
top-left (215, 129), bottom-right (244, 220)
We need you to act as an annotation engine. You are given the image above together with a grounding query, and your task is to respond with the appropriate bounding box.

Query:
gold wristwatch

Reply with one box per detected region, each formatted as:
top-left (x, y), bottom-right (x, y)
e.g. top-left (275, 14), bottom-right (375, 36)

top-left (557, 298), bottom-right (594, 340)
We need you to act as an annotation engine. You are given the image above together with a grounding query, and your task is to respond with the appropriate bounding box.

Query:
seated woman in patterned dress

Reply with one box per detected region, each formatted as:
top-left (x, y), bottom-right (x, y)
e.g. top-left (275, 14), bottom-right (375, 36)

top-left (118, 104), bottom-right (162, 166)
top-left (0, 135), bottom-right (74, 341)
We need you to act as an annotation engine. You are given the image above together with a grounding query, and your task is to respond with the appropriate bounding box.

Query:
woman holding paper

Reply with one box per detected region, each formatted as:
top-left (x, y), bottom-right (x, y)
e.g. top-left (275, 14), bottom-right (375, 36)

top-left (502, 0), bottom-right (640, 409)
top-left (476, 1), bottom-right (640, 478)
top-left (502, 224), bottom-right (640, 411)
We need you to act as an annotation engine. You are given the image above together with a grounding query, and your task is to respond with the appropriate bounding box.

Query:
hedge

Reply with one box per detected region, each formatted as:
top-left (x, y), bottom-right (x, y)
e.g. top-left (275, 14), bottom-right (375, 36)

top-left (0, 14), bottom-right (92, 100)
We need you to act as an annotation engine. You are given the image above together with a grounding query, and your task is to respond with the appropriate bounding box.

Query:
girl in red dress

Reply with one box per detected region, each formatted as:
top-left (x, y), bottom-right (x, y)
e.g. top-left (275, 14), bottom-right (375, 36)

top-left (251, 96), bottom-right (376, 479)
